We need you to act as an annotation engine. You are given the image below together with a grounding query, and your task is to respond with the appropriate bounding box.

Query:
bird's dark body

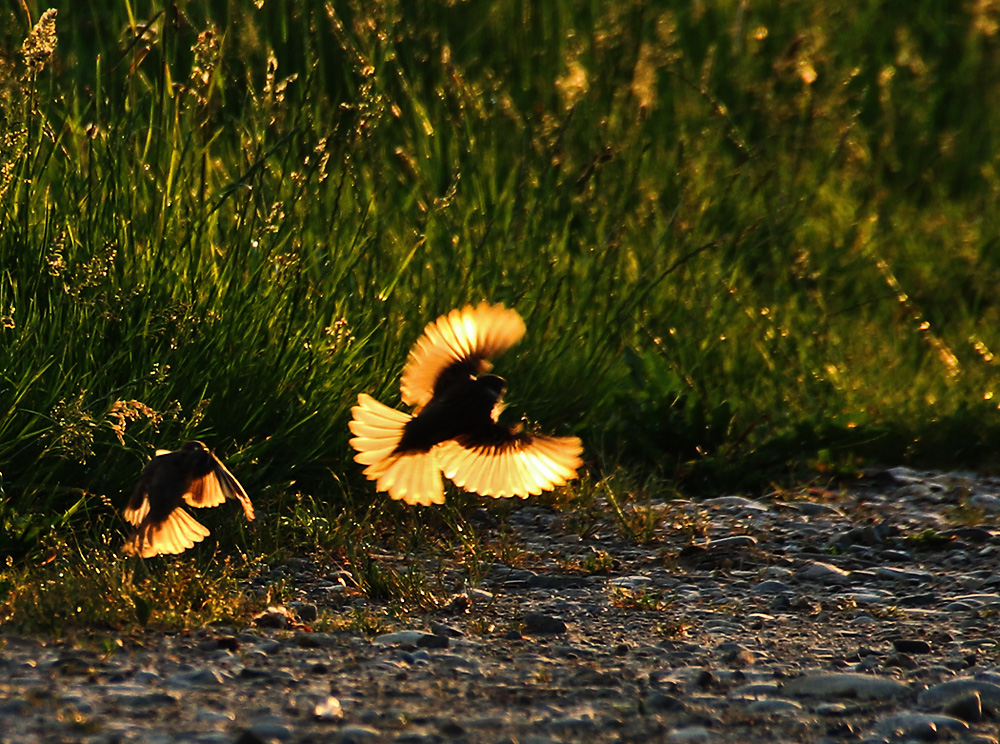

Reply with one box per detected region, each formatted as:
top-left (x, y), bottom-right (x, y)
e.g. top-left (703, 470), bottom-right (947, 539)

top-left (128, 442), bottom-right (216, 523)
top-left (395, 375), bottom-right (505, 453)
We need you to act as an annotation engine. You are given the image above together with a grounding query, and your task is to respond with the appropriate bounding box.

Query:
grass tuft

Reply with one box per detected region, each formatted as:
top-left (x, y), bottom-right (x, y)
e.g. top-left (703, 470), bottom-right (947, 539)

top-left (2, 1), bottom-right (1000, 630)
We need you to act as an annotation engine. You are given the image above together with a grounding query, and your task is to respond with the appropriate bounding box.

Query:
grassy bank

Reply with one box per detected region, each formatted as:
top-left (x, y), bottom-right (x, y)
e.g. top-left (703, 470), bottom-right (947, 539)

top-left (2, 1), bottom-right (1000, 629)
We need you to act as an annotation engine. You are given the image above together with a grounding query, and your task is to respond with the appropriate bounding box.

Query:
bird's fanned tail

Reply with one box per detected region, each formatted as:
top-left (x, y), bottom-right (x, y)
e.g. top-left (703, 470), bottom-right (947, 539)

top-left (123, 506), bottom-right (210, 558)
top-left (348, 393), bottom-right (445, 505)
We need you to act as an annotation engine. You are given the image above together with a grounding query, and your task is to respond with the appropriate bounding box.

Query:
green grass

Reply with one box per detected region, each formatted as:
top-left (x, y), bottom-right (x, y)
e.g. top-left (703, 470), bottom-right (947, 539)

top-left (3, 0), bottom-right (1000, 630)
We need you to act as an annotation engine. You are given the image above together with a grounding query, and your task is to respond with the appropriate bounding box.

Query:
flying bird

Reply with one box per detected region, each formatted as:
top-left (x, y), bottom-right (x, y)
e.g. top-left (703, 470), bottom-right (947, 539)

top-left (348, 302), bottom-right (583, 505)
top-left (122, 441), bottom-right (255, 557)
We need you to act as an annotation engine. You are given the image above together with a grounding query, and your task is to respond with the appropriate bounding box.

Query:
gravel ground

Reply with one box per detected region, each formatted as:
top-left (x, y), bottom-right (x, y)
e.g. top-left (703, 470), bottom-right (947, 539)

top-left (2, 466), bottom-right (1000, 744)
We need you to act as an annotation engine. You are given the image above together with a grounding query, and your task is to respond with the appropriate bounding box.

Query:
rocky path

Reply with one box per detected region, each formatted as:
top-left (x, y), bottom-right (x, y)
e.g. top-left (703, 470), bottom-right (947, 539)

top-left (2, 467), bottom-right (1000, 743)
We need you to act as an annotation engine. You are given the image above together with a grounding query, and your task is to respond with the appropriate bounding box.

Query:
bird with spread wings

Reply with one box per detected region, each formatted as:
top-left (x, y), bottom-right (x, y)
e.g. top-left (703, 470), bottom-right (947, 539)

top-left (122, 441), bottom-right (254, 557)
top-left (349, 302), bottom-right (583, 505)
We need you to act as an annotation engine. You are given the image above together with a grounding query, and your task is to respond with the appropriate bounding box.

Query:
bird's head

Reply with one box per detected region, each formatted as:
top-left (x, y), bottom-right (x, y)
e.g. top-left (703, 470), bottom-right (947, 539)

top-left (477, 374), bottom-right (507, 402)
top-left (181, 441), bottom-right (209, 453)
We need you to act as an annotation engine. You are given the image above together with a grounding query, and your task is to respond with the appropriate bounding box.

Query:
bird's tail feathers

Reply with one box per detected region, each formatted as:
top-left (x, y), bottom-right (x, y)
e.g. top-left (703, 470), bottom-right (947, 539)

top-left (348, 393), bottom-right (444, 506)
top-left (123, 506), bottom-right (210, 558)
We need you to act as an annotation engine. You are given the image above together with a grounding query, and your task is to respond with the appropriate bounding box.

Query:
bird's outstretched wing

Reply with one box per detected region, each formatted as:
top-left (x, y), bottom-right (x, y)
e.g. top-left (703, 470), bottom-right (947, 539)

top-left (436, 425), bottom-right (583, 499)
top-left (399, 303), bottom-right (526, 411)
top-left (183, 456), bottom-right (255, 520)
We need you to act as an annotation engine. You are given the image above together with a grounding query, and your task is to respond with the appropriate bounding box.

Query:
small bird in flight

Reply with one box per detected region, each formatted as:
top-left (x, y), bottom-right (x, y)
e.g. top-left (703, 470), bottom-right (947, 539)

top-left (122, 441), bottom-right (255, 557)
top-left (349, 302), bottom-right (583, 505)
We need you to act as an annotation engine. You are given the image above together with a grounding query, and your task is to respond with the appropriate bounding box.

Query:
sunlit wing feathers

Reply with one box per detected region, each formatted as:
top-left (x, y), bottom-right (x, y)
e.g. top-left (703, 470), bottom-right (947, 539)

top-left (348, 393), bottom-right (445, 506)
top-left (122, 498), bottom-right (149, 526)
top-left (184, 472), bottom-right (227, 509)
top-left (183, 460), bottom-right (255, 520)
top-left (213, 460), bottom-right (256, 520)
top-left (122, 506), bottom-right (210, 558)
top-left (368, 451), bottom-right (445, 506)
top-left (437, 433), bottom-right (584, 499)
top-left (399, 303), bottom-right (526, 410)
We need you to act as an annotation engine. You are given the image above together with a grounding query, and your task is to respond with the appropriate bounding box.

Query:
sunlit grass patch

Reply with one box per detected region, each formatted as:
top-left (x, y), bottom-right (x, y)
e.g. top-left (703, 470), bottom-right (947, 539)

top-left (1, 0), bottom-right (1000, 633)
top-left (0, 547), bottom-right (274, 634)
top-left (610, 586), bottom-right (675, 613)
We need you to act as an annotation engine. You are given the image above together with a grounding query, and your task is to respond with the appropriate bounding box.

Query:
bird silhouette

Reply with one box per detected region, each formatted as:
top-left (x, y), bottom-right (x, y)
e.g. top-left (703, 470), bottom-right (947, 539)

top-left (349, 302), bottom-right (583, 505)
top-left (122, 441), bottom-right (254, 557)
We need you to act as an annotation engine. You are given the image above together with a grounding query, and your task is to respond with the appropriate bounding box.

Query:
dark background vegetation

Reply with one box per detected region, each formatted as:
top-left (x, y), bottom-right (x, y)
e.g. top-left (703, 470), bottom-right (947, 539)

top-left (2, 0), bottom-right (1000, 628)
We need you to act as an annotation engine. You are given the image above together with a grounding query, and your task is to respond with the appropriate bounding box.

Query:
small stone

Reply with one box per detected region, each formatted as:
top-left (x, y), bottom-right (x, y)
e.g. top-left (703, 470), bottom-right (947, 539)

top-left (248, 716), bottom-right (294, 741)
top-left (943, 690), bottom-right (983, 723)
top-left (314, 696), bottom-right (343, 722)
top-left (703, 496), bottom-right (768, 510)
top-left (546, 715), bottom-right (597, 732)
top-left (746, 699), bottom-right (803, 715)
top-left (893, 638), bottom-right (932, 654)
top-left (667, 725), bottom-right (716, 742)
top-left (707, 535), bottom-right (758, 549)
top-left (610, 576), bottom-right (653, 589)
top-left (337, 726), bottom-right (381, 743)
top-left (373, 630), bottom-right (434, 647)
top-left (645, 692), bottom-right (688, 712)
top-left (294, 631), bottom-right (339, 648)
top-left (528, 573), bottom-right (592, 589)
top-left (233, 732), bottom-right (270, 744)
top-left (796, 562), bottom-right (851, 584)
top-left (164, 669), bottom-right (226, 688)
top-left (718, 643), bottom-right (755, 666)
top-left (522, 613), bottom-right (567, 634)
top-left (251, 640), bottom-right (283, 655)
top-left (417, 634), bottom-right (450, 649)
top-left (438, 721), bottom-right (465, 736)
top-left (782, 672), bottom-right (908, 701)
top-left (430, 622), bottom-right (463, 638)
top-left (729, 683), bottom-right (781, 699)
top-left (753, 580), bottom-right (792, 594)
top-left (876, 712), bottom-right (969, 738)
top-left (289, 602), bottom-right (319, 623)
top-left (789, 501), bottom-right (844, 517)
top-left (107, 691), bottom-right (179, 707)
top-left (919, 679), bottom-right (1000, 712)
top-left (876, 566), bottom-right (933, 582)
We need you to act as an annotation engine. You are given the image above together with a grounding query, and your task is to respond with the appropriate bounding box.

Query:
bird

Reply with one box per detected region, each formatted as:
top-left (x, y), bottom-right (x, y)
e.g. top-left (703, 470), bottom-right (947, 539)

top-left (122, 441), bottom-right (255, 557)
top-left (348, 302), bottom-right (583, 506)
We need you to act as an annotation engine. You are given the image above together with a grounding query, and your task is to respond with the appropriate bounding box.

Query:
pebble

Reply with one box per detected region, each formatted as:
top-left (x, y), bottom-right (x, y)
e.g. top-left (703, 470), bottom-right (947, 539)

top-left (745, 698), bottom-right (804, 715)
top-left (918, 678), bottom-right (1000, 710)
top-left (667, 725), bottom-right (716, 742)
top-left (782, 672), bottom-right (909, 700)
top-left (876, 712), bottom-right (970, 737)
top-left (753, 580), bottom-right (792, 594)
top-left (893, 638), bottom-right (932, 654)
top-left (522, 613), bottom-right (568, 634)
top-left (373, 630), bottom-right (448, 648)
top-left (337, 725), bottom-right (380, 742)
top-left (609, 575), bottom-right (653, 589)
top-left (314, 696), bottom-right (344, 721)
top-left (248, 718), bottom-right (293, 740)
top-left (796, 561), bottom-right (852, 584)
